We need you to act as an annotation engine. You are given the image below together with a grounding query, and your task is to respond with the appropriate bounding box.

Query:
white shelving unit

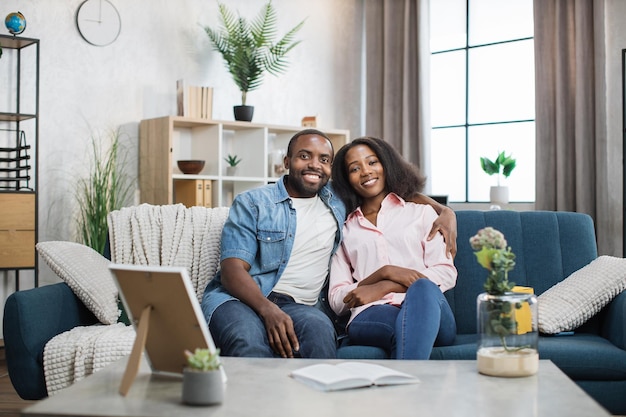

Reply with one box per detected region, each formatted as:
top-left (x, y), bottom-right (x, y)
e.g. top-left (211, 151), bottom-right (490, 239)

top-left (139, 116), bottom-right (350, 207)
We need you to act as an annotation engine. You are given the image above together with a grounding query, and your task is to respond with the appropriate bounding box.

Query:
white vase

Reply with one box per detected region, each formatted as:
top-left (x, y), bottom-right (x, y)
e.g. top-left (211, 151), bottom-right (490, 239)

top-left (226, 166), bottom-right (237, 177)
top-left (181, 368), bottom-right (224, 406)
top-left (476, 292), bottom-right (539, 377)
top-left (490, 186), bottom-right (509, 206)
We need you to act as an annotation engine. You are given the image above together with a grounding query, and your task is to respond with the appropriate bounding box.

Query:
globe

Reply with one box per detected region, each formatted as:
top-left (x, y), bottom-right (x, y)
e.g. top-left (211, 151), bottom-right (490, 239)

top-left (5, 11), bottom-right (26, 35)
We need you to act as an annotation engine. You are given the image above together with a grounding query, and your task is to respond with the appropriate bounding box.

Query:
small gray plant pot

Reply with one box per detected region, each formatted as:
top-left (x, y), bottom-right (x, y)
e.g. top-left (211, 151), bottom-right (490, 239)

top-left (181, 368), bottom-right (224, 406)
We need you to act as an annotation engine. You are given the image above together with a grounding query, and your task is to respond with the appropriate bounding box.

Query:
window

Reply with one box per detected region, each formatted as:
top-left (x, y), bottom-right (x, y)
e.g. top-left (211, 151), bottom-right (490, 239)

top-left (429, 0), bottom-right (535, 203)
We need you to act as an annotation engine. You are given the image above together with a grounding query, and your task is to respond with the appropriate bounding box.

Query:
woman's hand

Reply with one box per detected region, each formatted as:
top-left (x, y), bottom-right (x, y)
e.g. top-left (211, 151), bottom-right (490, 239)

top-left (343, 282), bottom-right (388, 308)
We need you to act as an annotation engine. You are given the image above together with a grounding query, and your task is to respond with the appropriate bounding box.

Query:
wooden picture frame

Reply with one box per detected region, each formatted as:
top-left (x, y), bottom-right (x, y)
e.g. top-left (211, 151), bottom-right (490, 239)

top-left (109, 264), bottom-right (218, 395)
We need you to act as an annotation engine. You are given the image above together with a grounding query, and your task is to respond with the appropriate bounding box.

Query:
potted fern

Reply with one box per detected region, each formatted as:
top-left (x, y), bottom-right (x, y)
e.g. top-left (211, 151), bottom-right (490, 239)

top-left (203, 1), bottom-right (305, 121)
top-left (182, 348), bottom-right (224, 406)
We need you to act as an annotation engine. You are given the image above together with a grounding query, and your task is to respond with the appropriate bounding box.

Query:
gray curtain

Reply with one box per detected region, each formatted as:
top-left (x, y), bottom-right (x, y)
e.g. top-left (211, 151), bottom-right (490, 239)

top-left (533, 0), bottom-right (618, 256)
top-left (363, 0), bottom-right (430, 173)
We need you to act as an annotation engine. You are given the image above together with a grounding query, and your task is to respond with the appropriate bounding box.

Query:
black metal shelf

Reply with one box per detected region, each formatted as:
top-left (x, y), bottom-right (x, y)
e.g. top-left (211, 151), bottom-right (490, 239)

top-left (0, 33), bottom-right (39, 287)
top-left (0, 113), bottom-right (36, 122)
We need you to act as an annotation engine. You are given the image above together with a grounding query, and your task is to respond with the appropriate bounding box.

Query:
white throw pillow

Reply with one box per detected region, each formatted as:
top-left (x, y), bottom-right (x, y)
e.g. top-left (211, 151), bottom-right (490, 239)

top-left (36, 241), bottom-right (119, 325)
top-left (538, 256), bottom-right (626, 334)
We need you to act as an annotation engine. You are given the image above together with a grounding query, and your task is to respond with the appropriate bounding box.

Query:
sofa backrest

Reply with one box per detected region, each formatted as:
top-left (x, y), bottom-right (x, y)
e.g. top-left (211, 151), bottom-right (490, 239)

top-left (449, 210), bottom-right (598, 334)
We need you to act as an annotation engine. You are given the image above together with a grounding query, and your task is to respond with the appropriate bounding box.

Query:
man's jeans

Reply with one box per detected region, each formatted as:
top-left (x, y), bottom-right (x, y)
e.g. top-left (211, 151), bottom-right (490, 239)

top-left (209, 292), bottom-right (337, 358)
top-left (347, 279), bottom-right (456, 359)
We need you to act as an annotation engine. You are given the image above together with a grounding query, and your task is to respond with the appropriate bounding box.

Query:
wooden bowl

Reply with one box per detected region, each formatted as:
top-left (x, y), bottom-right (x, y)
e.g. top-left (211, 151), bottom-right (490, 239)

top-left (177, 160), bottom-right (205, 175)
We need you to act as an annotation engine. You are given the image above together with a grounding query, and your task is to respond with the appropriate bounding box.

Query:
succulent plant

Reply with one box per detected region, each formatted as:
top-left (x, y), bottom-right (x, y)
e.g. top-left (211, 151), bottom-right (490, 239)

top-left (184, 348), bottom-right (221, 372)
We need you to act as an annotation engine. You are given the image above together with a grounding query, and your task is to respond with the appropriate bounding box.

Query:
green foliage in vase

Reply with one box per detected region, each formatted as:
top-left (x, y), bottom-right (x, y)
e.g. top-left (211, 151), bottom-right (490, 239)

top-left (184, 348), bottom-right (221, 372)
top-left (224, 154), bottom-right (242, 167)
top-left (204, 1), bottom-right (305, 106)
top-left (76, 128), bottom-right (132, 255)
top-left (471, 227), bottom-right (526, 352)
top-left (480, 151), bottom-right (516, 186)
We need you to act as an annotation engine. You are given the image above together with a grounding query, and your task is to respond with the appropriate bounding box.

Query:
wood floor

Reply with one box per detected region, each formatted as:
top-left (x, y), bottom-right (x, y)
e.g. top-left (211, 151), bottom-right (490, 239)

top-left (0, 344), bottom-right (35, 417)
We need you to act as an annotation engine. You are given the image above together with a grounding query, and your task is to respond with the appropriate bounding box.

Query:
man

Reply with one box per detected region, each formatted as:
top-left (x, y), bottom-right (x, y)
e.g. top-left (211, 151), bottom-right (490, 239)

top-left (201, 129), bottom-right (456, 359)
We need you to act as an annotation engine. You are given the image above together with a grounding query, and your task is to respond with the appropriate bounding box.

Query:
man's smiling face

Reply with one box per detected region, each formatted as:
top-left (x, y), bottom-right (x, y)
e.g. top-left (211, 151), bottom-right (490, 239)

top-left (284, 134), bottom-right (333, 198)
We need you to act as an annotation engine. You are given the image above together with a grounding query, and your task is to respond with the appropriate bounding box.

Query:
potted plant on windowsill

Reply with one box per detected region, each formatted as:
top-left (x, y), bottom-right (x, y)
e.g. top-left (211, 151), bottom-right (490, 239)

top-left (182, 348), bottom-right (224, 406)
top-left (470, 227), bottom-right (538, 377)
top-left (480, 151), bottom-right (516, 207)
top-left (203, 1), bottom-right (305, 122)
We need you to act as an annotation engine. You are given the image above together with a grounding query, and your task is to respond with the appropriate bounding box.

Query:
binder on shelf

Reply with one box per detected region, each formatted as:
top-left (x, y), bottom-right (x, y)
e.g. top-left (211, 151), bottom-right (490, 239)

top-left (174, 179), bottom-right (213, 208)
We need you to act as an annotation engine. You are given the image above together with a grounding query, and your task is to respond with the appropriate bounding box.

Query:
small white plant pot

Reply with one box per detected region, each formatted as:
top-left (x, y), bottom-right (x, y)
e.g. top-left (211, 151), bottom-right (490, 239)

top-left (226, 166), bottom-right (237, 177)
top-left (182, 368), bottom-right (224, 406)
top-left (490, 186), bottom-right (509, 205)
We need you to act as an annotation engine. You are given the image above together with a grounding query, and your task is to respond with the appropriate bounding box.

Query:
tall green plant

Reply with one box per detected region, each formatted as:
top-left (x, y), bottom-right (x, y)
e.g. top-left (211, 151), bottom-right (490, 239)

top-left (76, 129), bottom-right (132, 255)
top-left (204, 1), bottom-right (305, 105)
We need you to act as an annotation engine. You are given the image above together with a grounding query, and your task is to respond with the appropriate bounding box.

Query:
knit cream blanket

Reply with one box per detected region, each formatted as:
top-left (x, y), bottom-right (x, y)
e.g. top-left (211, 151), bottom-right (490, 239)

top-left (44, 204), bottom-right (229, 396)
top-left (108, 203), bottom-right (229, 302)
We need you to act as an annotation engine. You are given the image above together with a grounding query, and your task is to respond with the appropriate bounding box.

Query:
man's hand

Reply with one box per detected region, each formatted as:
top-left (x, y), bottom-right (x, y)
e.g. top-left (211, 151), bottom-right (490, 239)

top-left (221, 258), bottom-right (300, 358)
top-left (428, 206), bottom-right (457, 258)
top-left (258, 303), bottom-right (300, 358)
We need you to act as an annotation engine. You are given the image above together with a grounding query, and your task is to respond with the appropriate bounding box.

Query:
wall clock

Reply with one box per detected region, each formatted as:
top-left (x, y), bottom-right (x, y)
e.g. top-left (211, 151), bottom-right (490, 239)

top-left (76, 0), bottom-right (121, 46)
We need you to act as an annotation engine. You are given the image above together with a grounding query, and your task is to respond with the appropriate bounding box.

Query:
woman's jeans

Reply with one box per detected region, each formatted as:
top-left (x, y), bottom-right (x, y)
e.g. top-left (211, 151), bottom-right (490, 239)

top-left (209, 292), bottom-right (337, 358)
top-left (347, 279), bottom-right (456, 359)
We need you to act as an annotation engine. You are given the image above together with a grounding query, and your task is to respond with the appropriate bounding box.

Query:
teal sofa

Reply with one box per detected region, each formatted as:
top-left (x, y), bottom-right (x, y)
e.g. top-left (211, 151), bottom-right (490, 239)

top-left (4, 210), bottom-right (626, 414)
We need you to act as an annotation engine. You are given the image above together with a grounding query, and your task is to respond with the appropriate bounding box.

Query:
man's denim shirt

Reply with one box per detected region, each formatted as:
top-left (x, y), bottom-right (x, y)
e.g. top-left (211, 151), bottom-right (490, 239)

top-left (201, 177), bottom-right (346, 324)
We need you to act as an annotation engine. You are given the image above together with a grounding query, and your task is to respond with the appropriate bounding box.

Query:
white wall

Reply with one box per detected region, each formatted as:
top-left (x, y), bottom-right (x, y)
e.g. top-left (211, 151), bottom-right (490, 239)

top-left (0, 0), bottom-right (362, 331)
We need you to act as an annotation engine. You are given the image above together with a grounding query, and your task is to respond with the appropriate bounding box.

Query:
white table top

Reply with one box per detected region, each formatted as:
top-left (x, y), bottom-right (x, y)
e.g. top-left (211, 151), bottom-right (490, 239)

top-left (22, 357), bottom-right (610, 417)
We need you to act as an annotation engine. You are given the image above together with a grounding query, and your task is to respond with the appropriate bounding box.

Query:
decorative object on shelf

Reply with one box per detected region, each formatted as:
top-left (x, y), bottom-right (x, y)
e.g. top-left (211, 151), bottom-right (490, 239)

top-left (301, 116), bottom-right (317, 128)
top-left (480, 151), bottom-right (516, 209)
top-left (203, 1), bottom-right (305, 122)
top-left (224, 154), bottom-right (241, 176)
top-left (182, 348), bottom-right (224, 406)
top-left (177, 159), bottom-right (206, 175)
top-left (76, 128), bottom-right (133, 255)
top-left (470, 227), bottom-right (538, 378)
top-left (5, 11), bottom-right (26, 35)
top-left (76, 0), bottom-right (121, 46)
top-left (0, 129), bottom-right (32, 191)
top-left (269, 149), bottom-right (286, 177)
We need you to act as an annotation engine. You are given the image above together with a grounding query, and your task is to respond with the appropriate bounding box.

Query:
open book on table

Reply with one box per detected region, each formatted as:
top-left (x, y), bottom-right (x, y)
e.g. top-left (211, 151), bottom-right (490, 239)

top-left (290, 362), bottom-right (420, 392)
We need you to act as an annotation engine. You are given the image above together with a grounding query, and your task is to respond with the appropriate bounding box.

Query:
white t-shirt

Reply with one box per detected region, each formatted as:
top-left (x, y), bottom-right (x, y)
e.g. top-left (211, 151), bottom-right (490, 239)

top-left (273, 195), bottom-right (337, 305)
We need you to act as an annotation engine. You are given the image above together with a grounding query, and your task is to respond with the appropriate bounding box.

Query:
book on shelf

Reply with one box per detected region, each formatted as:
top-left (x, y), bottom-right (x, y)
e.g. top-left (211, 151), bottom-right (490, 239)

top-left (290, 362), bottom-right (420, 392)
top-left (176, 79), bottom-right (213, 119)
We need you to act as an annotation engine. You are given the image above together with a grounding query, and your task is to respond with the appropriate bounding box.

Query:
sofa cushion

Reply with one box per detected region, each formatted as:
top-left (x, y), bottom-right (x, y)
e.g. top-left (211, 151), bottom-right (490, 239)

top-left (538, 256), bottom-right (626, 334)
top-left (36, 241), bottom-right (119, 325)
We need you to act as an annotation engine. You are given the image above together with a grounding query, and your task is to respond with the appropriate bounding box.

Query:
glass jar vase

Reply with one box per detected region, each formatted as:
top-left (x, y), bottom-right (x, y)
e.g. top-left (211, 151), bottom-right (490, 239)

top-left (476, 291), bottom-right (539, 377)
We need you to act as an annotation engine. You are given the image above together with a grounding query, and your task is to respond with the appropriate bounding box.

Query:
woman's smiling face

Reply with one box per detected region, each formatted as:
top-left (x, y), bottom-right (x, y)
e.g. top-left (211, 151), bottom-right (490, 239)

top-left (345, 144), bottom-right (386, 200)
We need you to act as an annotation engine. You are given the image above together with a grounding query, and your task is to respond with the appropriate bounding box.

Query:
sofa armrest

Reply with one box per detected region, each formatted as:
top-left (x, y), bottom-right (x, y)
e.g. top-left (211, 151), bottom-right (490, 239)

top-left (2, 282), bottom-right (99, 400)
top-left (602, 290), bottom-right (626, 350)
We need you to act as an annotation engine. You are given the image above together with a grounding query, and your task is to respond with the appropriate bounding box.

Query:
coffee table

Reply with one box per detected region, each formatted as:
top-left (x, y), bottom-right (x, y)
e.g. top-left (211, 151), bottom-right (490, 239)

top-left (22, 357), bottom-right (609, 417)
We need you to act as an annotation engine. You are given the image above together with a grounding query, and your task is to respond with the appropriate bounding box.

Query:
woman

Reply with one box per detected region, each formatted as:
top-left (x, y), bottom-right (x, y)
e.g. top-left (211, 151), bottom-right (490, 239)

top-left (329, 137), bottom-right (457, 359)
